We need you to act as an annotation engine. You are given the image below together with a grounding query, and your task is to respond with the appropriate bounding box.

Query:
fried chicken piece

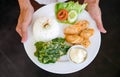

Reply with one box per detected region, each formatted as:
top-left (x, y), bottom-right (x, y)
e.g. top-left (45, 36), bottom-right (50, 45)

top-left (75, 20), bottom-right (89, 31)
top-left (64, 20), bottom-right (94, 48)
top-left (64, 20), bottom-right (89, 35)
top-left (64, 25), bottom-right (81, 34)
top-left (81, 39), bottom-right (90, 48)
top-left (80, 28), bottom-right (94, 39)
top-left (65, 35), bottom-right (83, 44)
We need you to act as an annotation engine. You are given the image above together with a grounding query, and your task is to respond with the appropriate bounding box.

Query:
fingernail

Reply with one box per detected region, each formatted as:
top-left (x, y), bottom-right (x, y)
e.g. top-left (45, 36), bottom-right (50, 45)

top-left (21, 40), bottom-right (24, 43)
top-left (21, 38), bottom-right (26, 43)
top-left (102, 29), bottom-right (107, 33)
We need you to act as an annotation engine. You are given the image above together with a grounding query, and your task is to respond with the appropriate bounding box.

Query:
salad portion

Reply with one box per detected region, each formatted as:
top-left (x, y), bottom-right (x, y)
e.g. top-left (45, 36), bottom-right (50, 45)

top-left (55, 1), bottom-right (87, 24)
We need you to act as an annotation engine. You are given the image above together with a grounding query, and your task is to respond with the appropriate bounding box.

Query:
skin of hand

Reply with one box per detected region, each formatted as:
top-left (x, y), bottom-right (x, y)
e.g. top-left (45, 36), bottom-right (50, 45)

top-left (16, 0), bottom-right (106, 43)
top-left (16, 0), bottom-right (34, 43)
top-left (84, 0), bottom-right (107, 33)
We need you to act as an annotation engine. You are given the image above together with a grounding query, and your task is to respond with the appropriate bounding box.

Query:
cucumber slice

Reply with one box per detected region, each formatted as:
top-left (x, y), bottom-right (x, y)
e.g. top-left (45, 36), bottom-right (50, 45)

top-left (68, 10), bottom-right (78, 23)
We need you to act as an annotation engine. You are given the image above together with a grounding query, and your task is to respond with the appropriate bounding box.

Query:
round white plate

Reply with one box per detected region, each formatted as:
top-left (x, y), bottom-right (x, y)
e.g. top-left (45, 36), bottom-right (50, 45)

top-left (23, 3), bottom-right (101, 74)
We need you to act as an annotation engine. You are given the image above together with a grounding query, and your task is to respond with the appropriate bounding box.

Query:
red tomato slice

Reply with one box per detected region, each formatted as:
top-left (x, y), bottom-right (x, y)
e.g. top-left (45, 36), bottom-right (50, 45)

top-left (57, 9), bottom-right (68, 21)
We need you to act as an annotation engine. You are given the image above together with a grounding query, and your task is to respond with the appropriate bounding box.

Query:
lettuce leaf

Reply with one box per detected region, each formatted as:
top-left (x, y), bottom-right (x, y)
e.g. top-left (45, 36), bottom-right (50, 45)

top-left (55, 1), bottom-right (87, 14)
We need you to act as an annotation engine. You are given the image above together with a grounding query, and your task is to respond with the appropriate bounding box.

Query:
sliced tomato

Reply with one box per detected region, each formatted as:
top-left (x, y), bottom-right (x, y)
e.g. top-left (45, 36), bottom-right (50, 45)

top-left (57, 9), bottom-right (68, 21)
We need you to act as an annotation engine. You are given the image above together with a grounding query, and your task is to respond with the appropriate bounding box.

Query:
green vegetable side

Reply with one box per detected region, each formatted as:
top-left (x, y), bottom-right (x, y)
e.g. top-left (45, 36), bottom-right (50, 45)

top-left (34, 38), bottom-right (70, 64)
top-left (55, 1), bottom-right (87, 24)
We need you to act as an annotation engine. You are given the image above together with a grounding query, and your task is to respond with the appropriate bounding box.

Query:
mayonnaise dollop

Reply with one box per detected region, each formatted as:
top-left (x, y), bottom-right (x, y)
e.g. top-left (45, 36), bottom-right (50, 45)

top-left (69, 46), bottom-right (87, 64)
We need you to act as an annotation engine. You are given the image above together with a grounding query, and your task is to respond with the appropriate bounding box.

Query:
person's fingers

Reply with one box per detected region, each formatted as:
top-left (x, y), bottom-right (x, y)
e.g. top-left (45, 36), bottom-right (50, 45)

top-left (20, 17), bottom-right (32, 43)
top-left (16, 22), bottom-right (28, 43)
top-left (95, 17), bottom-right (107, 33)
top-left (16, 24), bottom-right (22, 37)
top-left (17, 11), bottom-right (32, 43)
top-left (86, 3), bottom-right (107, 33)
top-left (16, 3), bottom-right (34, 42)
top-left (88, 6), bottom-right (107, 33)
top-left (21, 25), bottom-right (28, 43)
top-left (94, 7), bottom-right (107, 33)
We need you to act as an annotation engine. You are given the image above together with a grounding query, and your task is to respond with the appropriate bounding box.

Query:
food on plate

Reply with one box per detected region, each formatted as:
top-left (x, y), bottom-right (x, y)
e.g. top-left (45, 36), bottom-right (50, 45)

top-left (64, 20), bottom-right (94, 48)
top-left (64, 25), bottom-right (80, 34)
top-left (65, 35), bottom-right (83, 44)
top-left (55, 1), bottom-right (87, 24)
top-left (64, 20), bottom-right (89, 34)
top-left (67, 45), bottom-right (87, 64)
top-left (81, 39), bottom-right (90, 48)
top-left (80, 28), bottom-right (94, 39)
top-left (75, 20), bottom-right (89, 31)
top-left (32, 2), bottom-right (94, 65)
top-left (57, 9), bottom-right (68, 21)
top-left (34, 38), bottom-right (70, 64)
top-left (33, 17), bottom-right (60, 42)
top-left (68, 10), bottom-right (78, 23)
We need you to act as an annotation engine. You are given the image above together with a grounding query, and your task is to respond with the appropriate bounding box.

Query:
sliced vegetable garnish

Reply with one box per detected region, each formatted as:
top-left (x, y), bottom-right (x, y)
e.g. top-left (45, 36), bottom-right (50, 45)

top-left (68, 10), bottom-right (78, 23)
top-left (57, 9), bottom-right (68, 21)
top-left (55, 1), bottom-right (87, 24)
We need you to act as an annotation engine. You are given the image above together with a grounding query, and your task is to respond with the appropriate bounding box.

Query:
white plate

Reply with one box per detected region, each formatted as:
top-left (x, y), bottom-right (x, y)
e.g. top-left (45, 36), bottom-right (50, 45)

top-left (23, 3), bottom-right (101, 74)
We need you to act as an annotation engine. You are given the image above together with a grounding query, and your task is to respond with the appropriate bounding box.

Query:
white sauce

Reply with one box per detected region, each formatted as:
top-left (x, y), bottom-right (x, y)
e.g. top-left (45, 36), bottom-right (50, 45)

top-left (69, 47), bottom-right (87, 64)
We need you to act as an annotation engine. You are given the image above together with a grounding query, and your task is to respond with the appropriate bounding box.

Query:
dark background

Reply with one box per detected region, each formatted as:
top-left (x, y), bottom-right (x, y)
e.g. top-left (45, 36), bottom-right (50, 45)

top-left (0, 0), bottom-right (120, 77)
